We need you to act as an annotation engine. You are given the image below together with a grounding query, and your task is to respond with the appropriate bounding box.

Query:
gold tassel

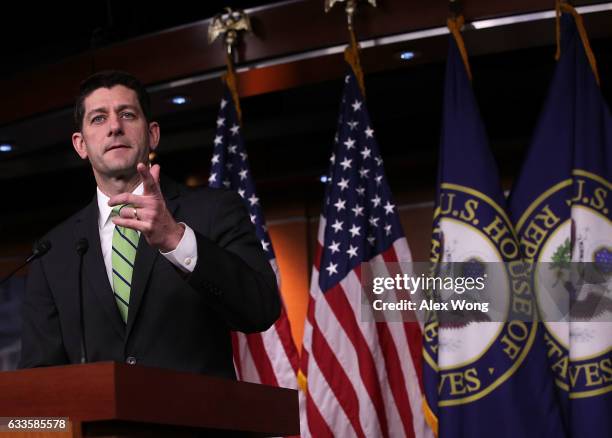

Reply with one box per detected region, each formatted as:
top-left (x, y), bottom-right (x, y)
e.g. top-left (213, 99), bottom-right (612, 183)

top-left (222, 52), bottom-right (243, 123)
top-left (344, 27), bottom-right (367, 98)
top-left (447, 15), bottom-right (473, 81)
top-left (555, 0), bottom-right (600, 86)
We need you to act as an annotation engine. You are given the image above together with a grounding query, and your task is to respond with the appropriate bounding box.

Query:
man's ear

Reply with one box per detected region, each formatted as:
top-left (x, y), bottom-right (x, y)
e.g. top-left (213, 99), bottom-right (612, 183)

top-left (72, 132), bottom-right (89, 160)
top-left (148, 121), bottom-right (160, 152)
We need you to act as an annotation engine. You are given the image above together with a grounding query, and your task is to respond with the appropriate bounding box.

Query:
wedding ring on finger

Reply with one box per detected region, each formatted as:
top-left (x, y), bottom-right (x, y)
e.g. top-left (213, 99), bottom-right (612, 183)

top-left (133, 207), bottom-right (139, 221)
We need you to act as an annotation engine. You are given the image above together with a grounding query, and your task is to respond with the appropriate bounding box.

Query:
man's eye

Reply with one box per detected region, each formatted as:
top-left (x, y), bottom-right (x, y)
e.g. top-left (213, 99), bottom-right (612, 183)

top-left (92, 115), bottom-right (105, 123)
top-left (121, 112), bottom-right (135, 119)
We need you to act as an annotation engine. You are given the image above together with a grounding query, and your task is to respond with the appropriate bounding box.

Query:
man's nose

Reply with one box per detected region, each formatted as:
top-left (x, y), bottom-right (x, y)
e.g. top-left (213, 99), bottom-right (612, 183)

top-left (107, 114), bottom-right (124, 136)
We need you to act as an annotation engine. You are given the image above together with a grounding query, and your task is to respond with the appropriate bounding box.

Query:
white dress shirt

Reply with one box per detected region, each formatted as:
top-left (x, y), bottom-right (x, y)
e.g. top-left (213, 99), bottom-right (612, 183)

top-left (96, 183), bottom-right (198, 288)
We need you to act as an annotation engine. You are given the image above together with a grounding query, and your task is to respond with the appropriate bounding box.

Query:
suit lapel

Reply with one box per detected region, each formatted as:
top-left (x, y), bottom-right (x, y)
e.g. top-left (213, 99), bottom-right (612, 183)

top-left (74, 197), bottom-right (126, 340)
top-left (126, 178), bottom-right (181, 338)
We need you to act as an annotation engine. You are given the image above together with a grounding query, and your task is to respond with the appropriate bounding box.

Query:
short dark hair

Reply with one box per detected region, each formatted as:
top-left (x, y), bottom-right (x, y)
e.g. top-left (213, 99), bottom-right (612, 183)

top-left (74, 70), bottom-right (152, 131)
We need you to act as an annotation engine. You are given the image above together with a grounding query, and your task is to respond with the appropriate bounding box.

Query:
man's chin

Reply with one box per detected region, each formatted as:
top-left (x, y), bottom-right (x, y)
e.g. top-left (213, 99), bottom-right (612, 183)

top-left (99, 164), bottom-right (139, 180)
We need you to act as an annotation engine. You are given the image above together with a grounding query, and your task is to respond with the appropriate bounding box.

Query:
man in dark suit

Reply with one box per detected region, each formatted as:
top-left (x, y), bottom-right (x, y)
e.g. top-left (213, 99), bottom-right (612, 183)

top-left (19, 71), bottom-right (280, 379)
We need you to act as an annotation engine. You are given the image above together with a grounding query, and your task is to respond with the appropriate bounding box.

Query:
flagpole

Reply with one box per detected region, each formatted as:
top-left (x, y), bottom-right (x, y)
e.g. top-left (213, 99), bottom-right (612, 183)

top-left (208, 7), bottom-right (252, 122)
top-left (206, 5), bottom-right (301, 396)
top-left (446, 0), bottom-right (473, 82)
top-left (325, 0), bottom-right (376, 97)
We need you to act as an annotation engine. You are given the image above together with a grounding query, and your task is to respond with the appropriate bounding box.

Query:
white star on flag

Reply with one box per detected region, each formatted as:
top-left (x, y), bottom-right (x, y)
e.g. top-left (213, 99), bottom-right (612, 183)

top-left (352, 204), bottom-right (364, 217)
top-left (352, 100), bottom-right (362, 111)
top-left (346, 245), bottom-right (358, 258)
top-left (340, 158), bottom-right (352, 170)
top-left (331, 219), bottom-right (344, 233)
top-left (326, 262), bottom-right (338, 276)
top-left (328, 241), bottom-right (341, 254)
top-left (383, 201), bottom-right (395, 215)
top-left (239, 169), bottom-right (248, 180)
top-left (337, 178), bottom-right (349, 191)
top-left (230, 124), bottom-right (240, 135)
top-left (334, 199), bottom-right (346, 211)
top-left (348, 224), bottom-right (361, 237)
top-left (248, 194), bottom-right (259, 206)
top-left (216, 117), bottom-right (225, 127)
top-left (214, 135), bottom-right (223, 145)
top-left (344, 138), bottom-right (356, 149)
top-left (360, 147), bottom-right (371, 159)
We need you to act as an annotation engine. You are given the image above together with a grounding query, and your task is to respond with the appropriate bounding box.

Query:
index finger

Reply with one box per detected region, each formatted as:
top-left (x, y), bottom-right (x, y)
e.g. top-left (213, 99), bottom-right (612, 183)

top-left (108, 192), bottom-right (145, 207)
top-left (137, 163), bottom-right (161, 196)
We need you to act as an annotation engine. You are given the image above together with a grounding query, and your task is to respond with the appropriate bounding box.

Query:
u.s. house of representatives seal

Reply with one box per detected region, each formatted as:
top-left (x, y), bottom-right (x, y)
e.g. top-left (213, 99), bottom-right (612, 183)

top-left (424, 183), bottom-right (537, 406)
top-left (517, 170), bottom-right (612, 398)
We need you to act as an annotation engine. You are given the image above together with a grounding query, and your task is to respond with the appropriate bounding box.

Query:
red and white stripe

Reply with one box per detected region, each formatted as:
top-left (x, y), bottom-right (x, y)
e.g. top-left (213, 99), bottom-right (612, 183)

top-left (300, 217), bottom-right (432, 438)
top-left (232, 258), bottom-right (299, 389)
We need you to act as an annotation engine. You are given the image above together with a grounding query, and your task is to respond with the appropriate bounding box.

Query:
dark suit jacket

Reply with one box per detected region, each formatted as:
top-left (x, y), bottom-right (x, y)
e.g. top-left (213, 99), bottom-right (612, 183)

top-left (19, 178), bottom-right (280, 379)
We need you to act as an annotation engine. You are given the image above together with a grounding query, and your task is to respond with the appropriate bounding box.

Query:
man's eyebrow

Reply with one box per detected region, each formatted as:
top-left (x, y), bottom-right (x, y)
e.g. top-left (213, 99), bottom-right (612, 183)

top-left (115, 104), bottom-right (139, 112)
top-left (85, 107), bottom-right (108, 120)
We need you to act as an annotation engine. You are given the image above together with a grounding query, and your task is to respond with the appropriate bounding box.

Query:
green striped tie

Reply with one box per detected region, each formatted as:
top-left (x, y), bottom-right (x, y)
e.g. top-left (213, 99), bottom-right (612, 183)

top-left (111, 205), bottom-right (139, 323)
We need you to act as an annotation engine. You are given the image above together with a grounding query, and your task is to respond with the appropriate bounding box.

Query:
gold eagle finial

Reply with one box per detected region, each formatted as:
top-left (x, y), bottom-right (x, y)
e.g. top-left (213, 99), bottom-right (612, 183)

top-left (325, 0), bottom-right (377, 28)
top-left (208, 7), bottom-right (251, 54)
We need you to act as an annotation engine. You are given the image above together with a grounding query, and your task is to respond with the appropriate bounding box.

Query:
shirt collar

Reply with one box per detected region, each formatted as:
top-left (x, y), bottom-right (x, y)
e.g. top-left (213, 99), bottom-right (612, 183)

top-left (97, 182), bottom-right (144, 229)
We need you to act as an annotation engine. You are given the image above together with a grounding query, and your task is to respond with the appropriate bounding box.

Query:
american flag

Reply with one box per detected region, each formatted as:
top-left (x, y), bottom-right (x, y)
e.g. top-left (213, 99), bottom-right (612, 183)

top-left (208, 84), bottom-right (300, 389)
top-left (300, 70), bottom-right (429, 438)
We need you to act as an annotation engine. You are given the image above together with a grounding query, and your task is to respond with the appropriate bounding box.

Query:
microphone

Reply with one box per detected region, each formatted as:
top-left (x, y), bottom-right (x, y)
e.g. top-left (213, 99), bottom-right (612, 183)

top-left (0, 240), bottom-right (52, 287)
top-left (76, 238), bottom-right (89, 364)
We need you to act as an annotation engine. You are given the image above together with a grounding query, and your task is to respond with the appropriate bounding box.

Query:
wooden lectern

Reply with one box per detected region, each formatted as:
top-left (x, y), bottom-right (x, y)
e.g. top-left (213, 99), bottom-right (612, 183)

top-left (0, 362), bottom-right (299, 437)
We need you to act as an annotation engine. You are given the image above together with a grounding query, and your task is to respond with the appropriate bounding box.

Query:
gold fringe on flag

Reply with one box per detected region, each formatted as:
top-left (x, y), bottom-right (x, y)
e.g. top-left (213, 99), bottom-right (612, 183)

top-left (447, 15), bottom-right (473, 81)
top-left (555, 0), bottom-right (600, 86)
top-left (222, 52), bottom-right (243, 123)
top-left (297, 369), bottom-right (308, 393)
top-left (423, 396), bottom-right (439, 438)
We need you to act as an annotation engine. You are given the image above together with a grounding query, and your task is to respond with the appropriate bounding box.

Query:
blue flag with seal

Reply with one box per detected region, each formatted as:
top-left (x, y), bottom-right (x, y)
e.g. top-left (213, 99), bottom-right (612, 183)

top-left (508, 4), bottom-right (611, 437)
top-left (423, 16), bottom-right (567, 438)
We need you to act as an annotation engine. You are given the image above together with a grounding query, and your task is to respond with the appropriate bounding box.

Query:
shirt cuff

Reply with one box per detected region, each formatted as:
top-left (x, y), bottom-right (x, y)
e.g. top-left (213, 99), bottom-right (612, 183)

top-left (160, 223), bottom-right (197, 273)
